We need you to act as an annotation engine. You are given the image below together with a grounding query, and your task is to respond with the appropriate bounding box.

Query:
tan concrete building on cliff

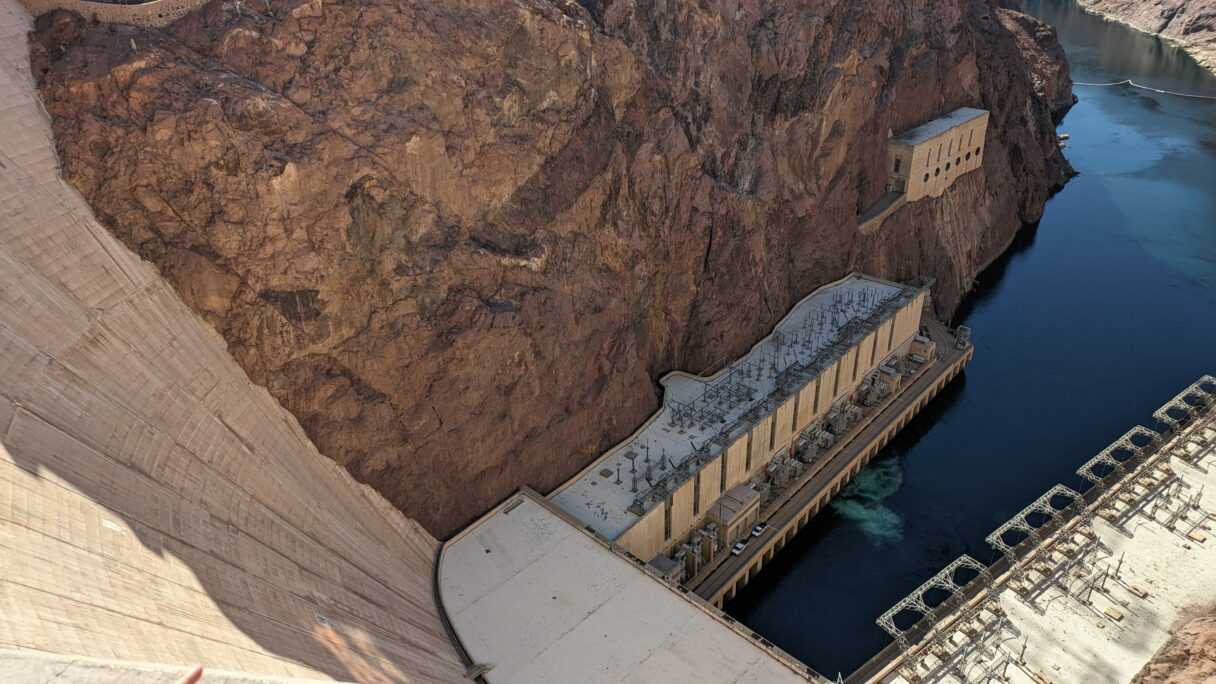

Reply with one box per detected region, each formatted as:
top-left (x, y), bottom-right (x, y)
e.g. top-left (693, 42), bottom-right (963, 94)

top-left (887, 107), bottom-right (990, 201)
top-left (551, 275), bottom-right (929, 570)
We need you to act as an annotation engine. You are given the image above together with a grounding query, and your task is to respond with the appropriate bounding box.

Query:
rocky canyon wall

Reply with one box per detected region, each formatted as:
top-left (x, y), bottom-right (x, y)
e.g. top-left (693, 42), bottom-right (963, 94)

top-left (1133, 610), bottom-right (1216, 684)
top-left (30, 0), bottom-right (1073, 537)
top-left (1075, 0), bottom-right (1216, 72)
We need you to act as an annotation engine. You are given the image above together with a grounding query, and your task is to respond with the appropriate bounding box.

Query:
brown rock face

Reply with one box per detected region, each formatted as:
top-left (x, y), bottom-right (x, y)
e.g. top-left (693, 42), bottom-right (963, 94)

top-left (30, 0), bottom-right (1072, 537)
top-left (1134, 612), bottom-right (1216, 683)
top-left (1076, 0), bottom-right (1216, 72)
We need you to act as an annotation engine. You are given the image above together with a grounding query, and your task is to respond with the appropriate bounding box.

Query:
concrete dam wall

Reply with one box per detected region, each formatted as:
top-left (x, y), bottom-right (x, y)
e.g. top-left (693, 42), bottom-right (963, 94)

top-left (0, 0), bottom-right (463, 679)
top-left (15, 0), bottom-right (207, 28)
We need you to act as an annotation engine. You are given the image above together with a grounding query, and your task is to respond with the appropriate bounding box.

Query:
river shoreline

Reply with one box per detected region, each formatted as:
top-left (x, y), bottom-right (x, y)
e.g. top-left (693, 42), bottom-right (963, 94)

top-left (726, 0), bottom-right (1216, 675)
top-left (1073, 0), bottom-right (1216, 73)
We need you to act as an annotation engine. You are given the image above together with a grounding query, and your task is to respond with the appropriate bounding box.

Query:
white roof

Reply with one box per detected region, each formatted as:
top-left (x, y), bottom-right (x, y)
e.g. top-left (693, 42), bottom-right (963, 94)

top-left (552, 274), bottom-right (919, 538)
top-left (440, 493), bottom-right (812, 683)
top-left (892, 107), bottom-right (988, 145)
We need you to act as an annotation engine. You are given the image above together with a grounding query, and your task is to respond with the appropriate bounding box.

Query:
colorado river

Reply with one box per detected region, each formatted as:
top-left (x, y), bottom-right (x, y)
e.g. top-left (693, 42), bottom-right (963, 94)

top-left (725, 0), bottom-right (1216, 676)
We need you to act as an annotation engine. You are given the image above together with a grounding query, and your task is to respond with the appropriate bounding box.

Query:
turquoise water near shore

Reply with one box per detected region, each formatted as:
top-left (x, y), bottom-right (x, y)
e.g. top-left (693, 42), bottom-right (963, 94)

top-left (725, 1), bottom-right (1216, 676)
top-left (830, 460), bottom-right (906, 545)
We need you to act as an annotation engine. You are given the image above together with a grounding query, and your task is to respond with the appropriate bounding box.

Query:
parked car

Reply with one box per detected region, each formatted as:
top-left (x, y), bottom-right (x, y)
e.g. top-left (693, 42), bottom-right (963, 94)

top-left (751, 522), bottom-right (768, 538)
top-left (730, 540), bottom-right (748, 556)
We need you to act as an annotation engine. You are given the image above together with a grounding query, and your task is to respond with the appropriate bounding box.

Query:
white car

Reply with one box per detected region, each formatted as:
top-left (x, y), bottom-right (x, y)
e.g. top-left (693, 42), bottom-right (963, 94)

top-left (730, 540), bottom-right (748, 556)
top-left (750, 522), bottom-right (768, 538)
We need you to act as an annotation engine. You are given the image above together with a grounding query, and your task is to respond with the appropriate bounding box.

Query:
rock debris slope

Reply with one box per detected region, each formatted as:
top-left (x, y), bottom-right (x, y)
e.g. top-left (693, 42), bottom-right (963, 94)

top-left (32, 0), bottom-right (1073, 537)
top-left (0, 0), bottom-right (463, 678)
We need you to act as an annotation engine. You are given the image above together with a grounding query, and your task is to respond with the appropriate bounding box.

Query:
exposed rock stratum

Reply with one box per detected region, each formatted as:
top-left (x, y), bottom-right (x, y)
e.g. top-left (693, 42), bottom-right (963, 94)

top-left (1076, 0), bottom-right (1216, 72)
top-left (31, 0), bottom-right (1073, 537)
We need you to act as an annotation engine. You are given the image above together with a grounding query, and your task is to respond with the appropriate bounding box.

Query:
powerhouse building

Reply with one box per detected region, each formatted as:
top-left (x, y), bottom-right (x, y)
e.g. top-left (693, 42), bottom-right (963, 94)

top-left (887, 107), bottom-right (990, 201)
top-left (551, 274), bottom-right (929, 566)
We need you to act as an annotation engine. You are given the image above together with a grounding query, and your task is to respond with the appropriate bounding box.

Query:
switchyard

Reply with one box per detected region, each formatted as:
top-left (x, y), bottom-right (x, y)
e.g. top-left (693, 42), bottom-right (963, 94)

top-left (692, 316), bottom-right (972, 606)
top-left (550, 274), bottom-right (973, 600)
top-left (436, 274), bottom-right (973, 683)
top-left (856, 375), bottom-right (1216, 684)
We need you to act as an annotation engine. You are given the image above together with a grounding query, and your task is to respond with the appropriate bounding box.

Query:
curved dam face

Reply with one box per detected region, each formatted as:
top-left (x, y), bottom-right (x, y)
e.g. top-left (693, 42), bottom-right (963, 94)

top-left (0, 1), bottom-right (463, 680)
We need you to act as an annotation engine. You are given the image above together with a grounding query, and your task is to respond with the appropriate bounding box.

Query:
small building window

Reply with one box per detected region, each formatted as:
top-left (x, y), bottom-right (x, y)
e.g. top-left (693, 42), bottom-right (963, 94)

top-left (720, 454), bottom-right (727, 493)
top-left (965, 152), bottom-right (971, 161)
top-left (956, 157), bottom-right (961, 166)
top-left (934, 168), bottom-right (941, 177)
top-left (893, 158), bottom-right (902, 173)
top-left (976, 147), bottom-right (982, 156)
top-left (945, 162), bottom-right (951, 171)
top-left (923, 173), bottom-right (929, 182)
top-left (745, 434), bottom-right (753, 472)
top-left (664, 497), bottom-right (672, 541)
top-left (693, 473), bottom-right (701, 516)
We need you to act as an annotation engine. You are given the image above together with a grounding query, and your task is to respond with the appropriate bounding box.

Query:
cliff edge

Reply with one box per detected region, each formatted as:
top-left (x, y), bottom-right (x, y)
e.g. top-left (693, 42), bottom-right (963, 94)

top-left (30, 0), bottom-right (1073, 537)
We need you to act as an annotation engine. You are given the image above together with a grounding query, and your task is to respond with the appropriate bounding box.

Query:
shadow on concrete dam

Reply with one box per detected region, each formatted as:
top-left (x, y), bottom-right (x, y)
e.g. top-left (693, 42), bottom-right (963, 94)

top-left (0, 2), bottom-right (465, 680)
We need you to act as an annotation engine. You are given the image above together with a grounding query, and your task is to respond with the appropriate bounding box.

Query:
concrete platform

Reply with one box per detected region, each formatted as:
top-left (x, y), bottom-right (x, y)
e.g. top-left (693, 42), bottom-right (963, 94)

top-left (439, 490), bottom-right (818, 683)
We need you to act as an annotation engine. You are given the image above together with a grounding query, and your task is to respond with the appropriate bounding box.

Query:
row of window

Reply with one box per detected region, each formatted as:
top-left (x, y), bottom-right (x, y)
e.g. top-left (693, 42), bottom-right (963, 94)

top-left (931, 129), bottom-right (979, 166)
top-left (894, 146), bottom-right (984, 178)
top-left (921, 147), bottom-right (982, 183)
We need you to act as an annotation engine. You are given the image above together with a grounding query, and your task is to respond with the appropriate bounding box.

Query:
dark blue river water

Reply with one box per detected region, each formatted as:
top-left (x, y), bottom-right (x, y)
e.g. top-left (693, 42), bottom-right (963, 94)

top-left (725, 1), bottom-right (1216, 676)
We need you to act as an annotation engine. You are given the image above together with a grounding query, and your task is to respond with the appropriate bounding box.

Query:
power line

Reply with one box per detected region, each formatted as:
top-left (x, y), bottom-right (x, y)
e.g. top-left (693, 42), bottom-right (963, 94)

top-left (1073, 79), bottom-right (1216, 100)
